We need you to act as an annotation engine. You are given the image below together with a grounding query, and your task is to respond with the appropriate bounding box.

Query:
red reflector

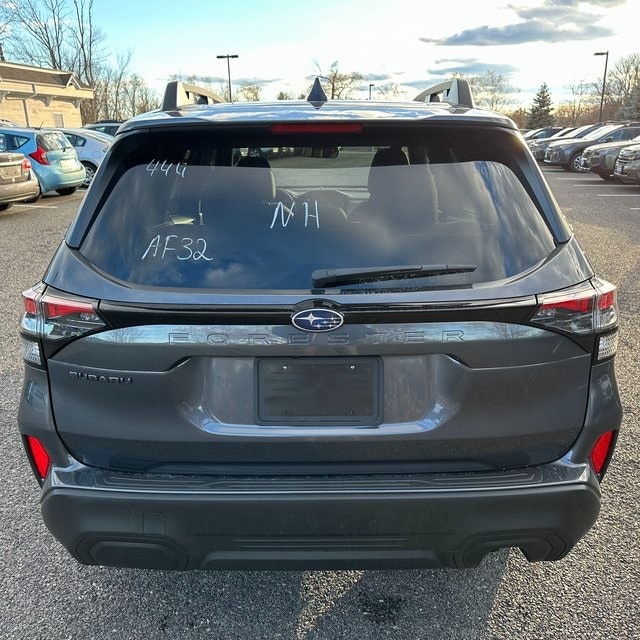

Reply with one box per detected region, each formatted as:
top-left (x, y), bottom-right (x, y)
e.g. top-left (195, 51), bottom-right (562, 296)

top-left (269, 123), bottom-right (363, 134)
top-left (590, 430), bottom-right (616, 475)
top-left (25, 436), bottom-right (51, 479)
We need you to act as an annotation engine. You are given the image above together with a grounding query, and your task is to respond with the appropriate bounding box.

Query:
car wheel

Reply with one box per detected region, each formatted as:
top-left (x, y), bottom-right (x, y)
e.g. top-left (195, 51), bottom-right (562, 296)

top-left (24, 188), bottom-right (42, 204)
top-left (0, 202), bottom-right (13, 211)
top-left (81, 162), bottom-right (97, 188)
top-left (56, 187), bottom-right (77, 196)
top-left (569, 153), bottom-right (582, 172)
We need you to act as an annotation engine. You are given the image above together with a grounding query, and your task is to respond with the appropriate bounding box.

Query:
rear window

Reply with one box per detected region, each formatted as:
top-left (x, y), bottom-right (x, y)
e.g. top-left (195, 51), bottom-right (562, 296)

top-left (79, 127), bottom-right (556, 292)
top-left (37, 131), bottom-right (70, 151)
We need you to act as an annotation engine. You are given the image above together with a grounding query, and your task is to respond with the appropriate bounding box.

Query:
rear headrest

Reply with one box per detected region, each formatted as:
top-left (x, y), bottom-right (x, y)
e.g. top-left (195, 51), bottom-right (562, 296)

top-left (236, 155), bottom-right (276, 201)
top-left (370, 147), bottom-right (409, 168)
top-left (237, 155), bottom-right (271, 169)
top-left (368, 147), bottom-right (409, 195)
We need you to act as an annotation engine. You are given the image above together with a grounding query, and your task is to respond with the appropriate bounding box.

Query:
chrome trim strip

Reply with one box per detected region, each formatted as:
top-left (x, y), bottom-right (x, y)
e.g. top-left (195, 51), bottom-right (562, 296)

top-left (49, 459), bottom-right (593, 496)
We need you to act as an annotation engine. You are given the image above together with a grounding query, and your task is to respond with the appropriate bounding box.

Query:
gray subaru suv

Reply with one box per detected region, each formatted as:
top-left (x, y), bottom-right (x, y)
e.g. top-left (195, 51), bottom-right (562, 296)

top-left (18, 79), bottom-right (622, 570)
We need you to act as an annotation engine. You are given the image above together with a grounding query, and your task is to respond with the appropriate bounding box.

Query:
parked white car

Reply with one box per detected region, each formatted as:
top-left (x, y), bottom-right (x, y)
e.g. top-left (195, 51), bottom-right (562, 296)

top-left (61, 128), bottom-right (113, 187)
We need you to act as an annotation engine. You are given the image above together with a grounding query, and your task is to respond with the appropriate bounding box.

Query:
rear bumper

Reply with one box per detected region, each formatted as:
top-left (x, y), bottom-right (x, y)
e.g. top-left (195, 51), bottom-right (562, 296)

top-left (40, 461), bottom-right (601, 570)
top-left (0, 177), bottom-right (40, 204)
top-left (35, 168), bottom-right (85, 192)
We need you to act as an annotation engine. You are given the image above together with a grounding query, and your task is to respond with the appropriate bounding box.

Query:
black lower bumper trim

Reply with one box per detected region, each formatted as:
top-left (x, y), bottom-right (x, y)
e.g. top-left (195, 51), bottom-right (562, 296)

top-left (41, 481), bottom-right (600, 570)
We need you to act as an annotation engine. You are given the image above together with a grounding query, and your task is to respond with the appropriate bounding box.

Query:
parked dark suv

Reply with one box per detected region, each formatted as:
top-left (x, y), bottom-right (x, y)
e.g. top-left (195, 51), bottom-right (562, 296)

top-left (545, 122), bottom-right (640, 171)
top-left (18, 79), bottom-right (622, 571)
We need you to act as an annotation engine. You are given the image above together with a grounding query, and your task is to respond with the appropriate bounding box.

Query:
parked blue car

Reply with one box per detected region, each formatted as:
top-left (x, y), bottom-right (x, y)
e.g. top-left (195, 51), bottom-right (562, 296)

top-left (0, 127), bottom-right (85, 197)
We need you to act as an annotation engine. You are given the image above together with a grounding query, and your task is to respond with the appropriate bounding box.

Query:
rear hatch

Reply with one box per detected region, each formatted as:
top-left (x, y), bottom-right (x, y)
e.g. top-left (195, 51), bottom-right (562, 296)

top-left (0, 152), bottom-right (31, 185)
top-left (41, 123), bottom-right (601, 474)
top-left (35, 131), bottom-right (82, 173)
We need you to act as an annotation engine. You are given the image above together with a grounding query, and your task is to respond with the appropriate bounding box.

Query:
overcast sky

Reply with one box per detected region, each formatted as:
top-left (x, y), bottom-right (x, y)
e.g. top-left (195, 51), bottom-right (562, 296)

top-left (94, 0), bottom-right (635, 107)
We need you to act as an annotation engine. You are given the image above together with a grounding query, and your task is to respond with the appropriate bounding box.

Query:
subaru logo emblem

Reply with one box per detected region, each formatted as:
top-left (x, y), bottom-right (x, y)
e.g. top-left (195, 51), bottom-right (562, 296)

top-left (292, 308), bottom-right (344, 332)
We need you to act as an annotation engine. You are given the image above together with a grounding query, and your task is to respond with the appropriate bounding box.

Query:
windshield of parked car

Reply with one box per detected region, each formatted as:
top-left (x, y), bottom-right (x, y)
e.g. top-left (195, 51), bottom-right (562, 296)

top-left (79, 127), bottom-right (556, 292)
top-left (582, 125), bottom-right (620, 141)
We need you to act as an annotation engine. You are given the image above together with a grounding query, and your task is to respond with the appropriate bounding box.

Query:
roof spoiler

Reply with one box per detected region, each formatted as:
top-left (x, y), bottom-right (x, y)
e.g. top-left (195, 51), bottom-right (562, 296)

top-left (413, 78), bottom-right (474, 109)
top-left (162, 81), bottom-right (227, 111)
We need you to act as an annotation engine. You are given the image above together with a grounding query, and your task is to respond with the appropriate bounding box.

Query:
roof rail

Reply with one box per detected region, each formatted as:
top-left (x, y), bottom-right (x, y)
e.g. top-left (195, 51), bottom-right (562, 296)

top-left (162, 81), bottom-right (227, 111)
top-left (413, 78), bottom-right (475, 109)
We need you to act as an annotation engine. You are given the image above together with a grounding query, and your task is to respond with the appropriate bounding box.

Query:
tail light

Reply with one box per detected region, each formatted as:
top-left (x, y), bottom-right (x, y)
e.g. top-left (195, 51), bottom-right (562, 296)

top-left (24, 436), bottom-right (51, 482)
top-left (529, 279), bottom-right (618, 360)
top-left (29, 145), bottom-right (49, 165)
top-left (22, 157), bottom-right (32, 171)
top-left (20, 285), bottom-right (107, 368)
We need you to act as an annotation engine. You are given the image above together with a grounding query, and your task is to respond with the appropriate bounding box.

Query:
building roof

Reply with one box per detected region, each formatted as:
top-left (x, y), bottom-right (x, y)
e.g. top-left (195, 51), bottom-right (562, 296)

top-left (0, 61), bottom-right (87, 89)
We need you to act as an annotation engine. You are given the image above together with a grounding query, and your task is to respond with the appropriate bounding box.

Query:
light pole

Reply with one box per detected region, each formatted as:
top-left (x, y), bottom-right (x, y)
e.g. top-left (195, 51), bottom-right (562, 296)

top-left (216, 54), bottom-right (238, 102)
top-left (369, 83), bottom-right (374, 100)
top-left (594, 51), bottom-right (609, 122)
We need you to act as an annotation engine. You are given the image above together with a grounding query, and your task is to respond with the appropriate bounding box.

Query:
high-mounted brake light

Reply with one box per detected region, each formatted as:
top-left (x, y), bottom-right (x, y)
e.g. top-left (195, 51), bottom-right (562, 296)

top-left (24, 436), bottom-right (51, 481)
top-left (29, 145), bottom-right (49, 165)
top-left (269, 123), bottom-right (363, 134)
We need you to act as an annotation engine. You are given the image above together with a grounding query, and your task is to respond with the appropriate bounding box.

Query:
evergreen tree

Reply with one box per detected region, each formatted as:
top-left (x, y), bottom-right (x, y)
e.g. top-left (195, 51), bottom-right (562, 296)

top-left (526, 84), bottom-right (554, 129)
top-left (618, 85), bottom-right (640, 120)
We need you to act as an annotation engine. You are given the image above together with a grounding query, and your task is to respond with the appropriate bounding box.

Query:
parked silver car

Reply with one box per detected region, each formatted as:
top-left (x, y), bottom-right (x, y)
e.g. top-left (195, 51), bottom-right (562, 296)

top-left (614, 142), bottom-right (640, 184)
top-left (579, 134), bottom-right (640, 180)
top-left (61, 128), bottom-right (112, 187)
top-left (83, 120), bottom-right (124, 137)
top-left (0, 151), bottom-right (40, 210)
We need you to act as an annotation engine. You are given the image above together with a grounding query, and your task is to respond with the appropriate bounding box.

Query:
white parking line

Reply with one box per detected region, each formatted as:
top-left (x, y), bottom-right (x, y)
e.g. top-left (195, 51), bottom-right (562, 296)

top-left (14, 204), bottom-right (59, 209)
top-left (551, 180), bottom-right (606, 184)
top-left (597, 194), bottom-right (640, 197)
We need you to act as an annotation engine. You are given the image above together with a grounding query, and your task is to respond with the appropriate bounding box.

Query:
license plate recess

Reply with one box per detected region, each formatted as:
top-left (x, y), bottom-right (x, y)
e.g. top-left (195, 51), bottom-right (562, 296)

top-left (256, 357), bottom-right (382, 425)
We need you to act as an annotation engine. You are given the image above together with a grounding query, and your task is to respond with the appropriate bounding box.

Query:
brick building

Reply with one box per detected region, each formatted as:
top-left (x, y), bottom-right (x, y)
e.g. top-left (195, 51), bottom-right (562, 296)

top-left (0, 61), bottom-right (93, 128)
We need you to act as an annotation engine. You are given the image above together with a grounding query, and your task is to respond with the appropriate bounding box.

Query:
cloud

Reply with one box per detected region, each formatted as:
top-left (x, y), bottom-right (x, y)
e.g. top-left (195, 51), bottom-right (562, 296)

top-left (420, 0), bottom-right (621, 46)
top-left (422, 58), bottom-right (519, 79)
top-left (359, 73), bottom-right (392, 82)
top-left (236, 77), bottom-right (281, 88)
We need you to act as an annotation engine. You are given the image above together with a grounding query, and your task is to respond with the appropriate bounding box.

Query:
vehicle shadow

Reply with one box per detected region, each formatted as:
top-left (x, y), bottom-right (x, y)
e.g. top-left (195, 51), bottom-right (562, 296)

top-left (64, 552), bottom-right (509, 640)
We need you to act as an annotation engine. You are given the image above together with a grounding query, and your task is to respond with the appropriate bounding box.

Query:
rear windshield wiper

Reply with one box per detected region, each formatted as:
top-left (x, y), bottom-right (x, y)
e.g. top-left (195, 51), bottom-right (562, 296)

top-left (311, 264), bottom-right (477, 288)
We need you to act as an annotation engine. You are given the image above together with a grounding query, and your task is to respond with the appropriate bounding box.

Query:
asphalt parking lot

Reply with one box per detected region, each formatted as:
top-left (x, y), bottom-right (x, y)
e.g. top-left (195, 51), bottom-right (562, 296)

top-left (0, 170), bottom-right (638, 640)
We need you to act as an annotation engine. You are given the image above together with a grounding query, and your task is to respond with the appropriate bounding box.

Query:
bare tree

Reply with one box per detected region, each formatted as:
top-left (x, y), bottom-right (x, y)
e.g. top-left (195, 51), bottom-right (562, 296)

top-left (238, 83), bottom-right (262, 102)
top-left (504, 107), bottom-right (527, 129)
top-left (68, 0), bottom-right (105, 82)
top-left (377, 82), bottom-right (410, 101)
top-left (2, 0), bottom-right (69, 69)
top-left (1, 0), bottom-right (158, 121)
top-left (315, 61), bottom-right (363, 99)
top-left (468, 71), bottom-right (517, 112)
top-left (606, 53), bottom-right (640, 108)
top-left (555, 81), bottom-right (595, 126)
top-left (122, 73), bottom-right (160, 117)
